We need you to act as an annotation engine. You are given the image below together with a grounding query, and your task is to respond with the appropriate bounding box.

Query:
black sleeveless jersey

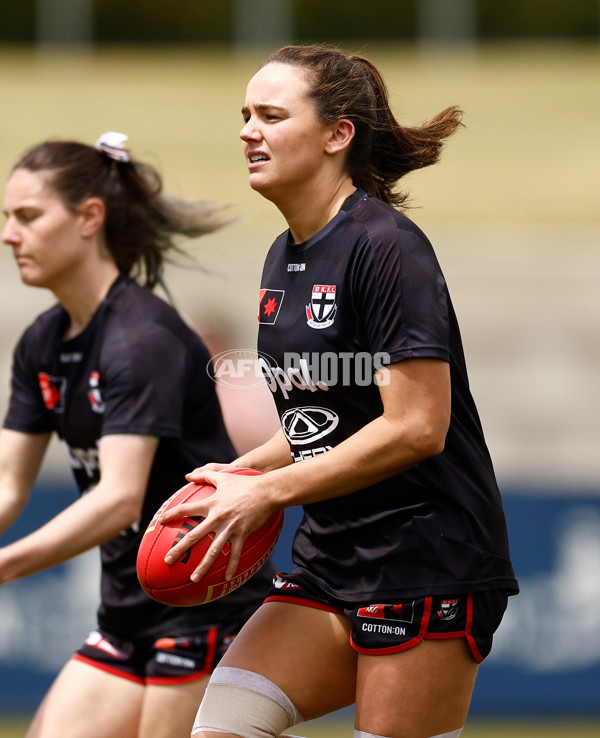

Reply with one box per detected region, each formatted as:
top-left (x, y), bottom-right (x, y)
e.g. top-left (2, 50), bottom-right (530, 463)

top-left (4, 275), bottom-right (274, 639)
top-left (257, 191), bottom-right (518, 602)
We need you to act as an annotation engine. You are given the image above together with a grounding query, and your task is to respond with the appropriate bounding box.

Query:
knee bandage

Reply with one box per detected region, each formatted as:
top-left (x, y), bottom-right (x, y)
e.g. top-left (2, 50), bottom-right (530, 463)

top-left (192, 667), bottom-right (303, 738)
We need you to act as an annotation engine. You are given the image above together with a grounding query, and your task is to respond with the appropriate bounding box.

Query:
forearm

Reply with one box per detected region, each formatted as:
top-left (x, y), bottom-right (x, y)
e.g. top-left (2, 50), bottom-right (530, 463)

top-left (0, 485), bottom-right (29, 538)
top-left (234, 427), bottom-right (293, 473)
top-left (261, 413), bottom-right (433, 510)
top-left (0, 430), bottom-right (51, 538)
top-left (163, 361), bottom-right (451, 581)
top-left (0, 484), bottom-right (138, 584)
top-left (163, 407), bottom-right (445, 581)
top-left (256, 360), bottom-right (449, 511)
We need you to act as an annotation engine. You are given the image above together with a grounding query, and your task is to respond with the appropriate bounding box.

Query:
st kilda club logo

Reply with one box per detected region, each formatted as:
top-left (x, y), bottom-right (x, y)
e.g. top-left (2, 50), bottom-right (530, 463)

top-left (88, 370), bottom-right (106, 414)
top-left (437, 598), bottom-right (460, 621)
top-left (306, 285), bottom-right (337, 329)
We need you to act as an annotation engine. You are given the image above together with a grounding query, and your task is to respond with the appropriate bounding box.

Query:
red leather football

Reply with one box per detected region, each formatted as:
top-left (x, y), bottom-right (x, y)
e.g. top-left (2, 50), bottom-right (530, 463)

top-left (136, 468), bottom-right (282, 606)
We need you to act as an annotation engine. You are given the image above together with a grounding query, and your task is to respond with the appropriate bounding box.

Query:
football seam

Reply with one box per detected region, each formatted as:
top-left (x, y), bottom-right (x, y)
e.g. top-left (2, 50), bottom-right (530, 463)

top-left (138, 483), bottom-right (202, 587)
top-left (143, 510), bottom-right (283, 593)
top-left (146, 536), bottom-right (279, 599)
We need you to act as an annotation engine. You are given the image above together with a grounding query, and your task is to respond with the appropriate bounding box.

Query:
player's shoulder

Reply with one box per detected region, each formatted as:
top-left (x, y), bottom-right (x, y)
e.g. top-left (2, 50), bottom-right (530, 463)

top-left (346, 193), bottom-right (431, 247)
top-left (106, 276), bottom-right (198, 336)
top-left (102, 276), bottom-right (206, 361)
top-left (107, 275), bottom-right (177, 319)
top-left (17, 302), bottom-right (65, 347)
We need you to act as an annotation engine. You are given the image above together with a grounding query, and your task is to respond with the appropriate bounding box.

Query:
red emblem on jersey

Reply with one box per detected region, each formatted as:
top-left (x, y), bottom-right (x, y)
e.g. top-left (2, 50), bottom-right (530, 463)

top-left (306, 285), bottom-right (337, 329)
top-left (38, 372), bottom-right (66, 411)
top-left (258, 289), bottom-right (285, 324)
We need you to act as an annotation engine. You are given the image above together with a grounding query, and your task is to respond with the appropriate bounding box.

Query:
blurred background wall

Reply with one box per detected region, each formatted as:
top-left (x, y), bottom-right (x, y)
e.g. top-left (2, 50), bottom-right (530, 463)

top-left (0, 0), bottom-right (599, 725)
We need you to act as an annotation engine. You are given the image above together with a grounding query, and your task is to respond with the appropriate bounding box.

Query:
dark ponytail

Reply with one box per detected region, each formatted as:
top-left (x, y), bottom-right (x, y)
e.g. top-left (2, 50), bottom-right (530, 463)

top-left (12, 139), bottom-right (228, 289)
top-left (264, 45), bottom-right (463, 208)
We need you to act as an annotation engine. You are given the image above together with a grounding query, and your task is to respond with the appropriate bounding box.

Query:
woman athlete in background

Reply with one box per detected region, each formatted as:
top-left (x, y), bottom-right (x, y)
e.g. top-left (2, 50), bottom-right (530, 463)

top-left (0, 132), bottom-right (274, 738)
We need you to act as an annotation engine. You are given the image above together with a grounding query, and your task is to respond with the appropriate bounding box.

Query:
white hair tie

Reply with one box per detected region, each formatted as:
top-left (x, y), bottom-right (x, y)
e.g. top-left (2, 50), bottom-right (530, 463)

top-left (94, 131), bottom-right (130, 163)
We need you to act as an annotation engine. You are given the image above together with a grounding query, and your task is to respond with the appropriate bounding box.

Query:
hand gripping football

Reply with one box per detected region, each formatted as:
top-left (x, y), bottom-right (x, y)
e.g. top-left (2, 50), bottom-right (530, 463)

top-left (136, 468), bottom-right (282, 606)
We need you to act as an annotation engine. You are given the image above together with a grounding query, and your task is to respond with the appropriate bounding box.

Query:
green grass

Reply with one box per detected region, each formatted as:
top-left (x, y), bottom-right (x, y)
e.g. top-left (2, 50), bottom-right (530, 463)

top-left (298, 717), bottom-right (600, 738)
top-left (461, 720), bottom-right (600, 738)
top-left (3, 715), bottom-right (600, 738)
top-left (0, 719), bottom-right (27, 738)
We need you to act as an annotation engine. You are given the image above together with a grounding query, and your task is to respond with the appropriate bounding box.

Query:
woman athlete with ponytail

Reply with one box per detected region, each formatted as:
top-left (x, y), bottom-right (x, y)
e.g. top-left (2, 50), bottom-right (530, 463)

top-left (0, 132), bottom-right (274, 738)
top-left (162, 45), bottom-right (519, 738)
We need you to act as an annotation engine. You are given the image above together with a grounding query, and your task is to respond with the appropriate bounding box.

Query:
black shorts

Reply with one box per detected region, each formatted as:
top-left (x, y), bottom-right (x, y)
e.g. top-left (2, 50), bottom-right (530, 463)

top-left (265, 572), bottom-right (508, 663)
top-left (73, 622), bottom-right (243, 685)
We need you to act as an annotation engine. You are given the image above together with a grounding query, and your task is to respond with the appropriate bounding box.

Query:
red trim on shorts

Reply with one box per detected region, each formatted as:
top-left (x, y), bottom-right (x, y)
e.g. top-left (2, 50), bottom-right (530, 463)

top-left (72, 653), bottom-right (145, 685)
top-left (75, 649), bottom-right (212, 687)
top-left (146, 671), bottom-right (209, 686)
top-left (146, 627), bottom-right (219, 686)
top-left (204, 626), bottom-right (218, 672)
top-left (350, 596), bottom-right (434, 655)
top-left (465, 594), bottom-right (483, 663)
top-left (423, 595), bottom-right (483, 663)
top-left (264, 594), bottom-right (345, 615)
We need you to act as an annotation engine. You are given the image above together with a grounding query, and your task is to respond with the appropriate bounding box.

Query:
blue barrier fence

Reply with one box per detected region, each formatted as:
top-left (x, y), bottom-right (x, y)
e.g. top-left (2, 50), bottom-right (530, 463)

top-left (1, 481), bottom-right (599, 715)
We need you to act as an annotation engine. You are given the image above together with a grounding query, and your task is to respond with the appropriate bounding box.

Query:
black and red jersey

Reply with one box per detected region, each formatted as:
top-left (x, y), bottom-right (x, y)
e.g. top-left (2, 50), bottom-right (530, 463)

top-left (4, 275), bottom-right (274, 639)
top-left (257, 190), bottom-right (518, 602)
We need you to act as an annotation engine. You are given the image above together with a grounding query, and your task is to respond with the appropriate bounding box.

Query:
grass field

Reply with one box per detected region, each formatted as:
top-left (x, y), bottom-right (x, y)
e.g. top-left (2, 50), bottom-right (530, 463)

top-left (301, 717), bottom-right (600, 738)
top-left (2, 716), bottom-right (600, 738)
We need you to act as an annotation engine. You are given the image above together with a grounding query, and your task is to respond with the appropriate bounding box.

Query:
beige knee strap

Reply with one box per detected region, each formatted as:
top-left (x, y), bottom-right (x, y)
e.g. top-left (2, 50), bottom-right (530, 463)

top-left (192, 667), bottom-right (303, 738)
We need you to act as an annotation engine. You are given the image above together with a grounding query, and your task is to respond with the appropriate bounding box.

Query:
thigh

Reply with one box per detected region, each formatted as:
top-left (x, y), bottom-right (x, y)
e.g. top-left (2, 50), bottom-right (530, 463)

top-left (27, 658), bottom-right (144, 738)
top-left (356, 639), bottom-right (478, 738)
top-left (140, 676), bottom-right (211, 738)
top-left (219, 601), bottom-right (358, 721)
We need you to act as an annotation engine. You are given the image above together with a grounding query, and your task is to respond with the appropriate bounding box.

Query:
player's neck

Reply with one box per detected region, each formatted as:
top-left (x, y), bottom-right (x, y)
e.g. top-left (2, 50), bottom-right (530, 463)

top-left (278, 177), bottom-right (356, 245)
top-left (56, 261), bottom-right (121, 340)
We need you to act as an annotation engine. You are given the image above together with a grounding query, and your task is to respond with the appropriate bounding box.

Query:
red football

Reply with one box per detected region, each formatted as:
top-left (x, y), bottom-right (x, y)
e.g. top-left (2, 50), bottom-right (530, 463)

top-left (136, 468), bottom-right (282, 606)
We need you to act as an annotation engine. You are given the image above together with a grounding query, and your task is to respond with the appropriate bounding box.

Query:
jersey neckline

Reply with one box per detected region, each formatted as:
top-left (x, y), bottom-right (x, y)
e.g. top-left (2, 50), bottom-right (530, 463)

top-left (285, 188), bottom-right (368, 255)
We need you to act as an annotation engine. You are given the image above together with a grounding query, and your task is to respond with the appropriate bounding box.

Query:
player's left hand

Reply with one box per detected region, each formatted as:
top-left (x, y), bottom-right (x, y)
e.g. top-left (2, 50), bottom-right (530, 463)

top-left (159, 467), bottom-right (275, 581)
